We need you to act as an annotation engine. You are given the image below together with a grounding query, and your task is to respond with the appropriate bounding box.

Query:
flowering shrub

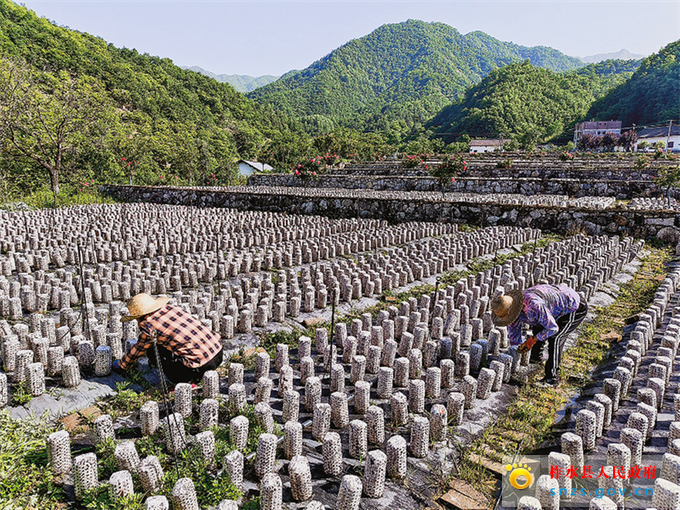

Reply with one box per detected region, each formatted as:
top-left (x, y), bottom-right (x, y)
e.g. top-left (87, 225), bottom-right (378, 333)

top-left (292, 157), bottom-right (324, 187)
top-left (322, 153), bottom-right (341, 166)
top-left (121, 157), bottom-right (137, 185)
top-left (657, 165), bottom-right (680, 187)
top-left (401, 155), bottom-right (422, 168)
top-left (429, 155), bottom-right (467, 195)
top-left (496, 158), bottom-right (513, 169)
top-left (634, 154), bottom-right (651, 170)
top-left (78, 181), bottom-right (93, 193)
top-left (559, 151), bottom-right (575, 161)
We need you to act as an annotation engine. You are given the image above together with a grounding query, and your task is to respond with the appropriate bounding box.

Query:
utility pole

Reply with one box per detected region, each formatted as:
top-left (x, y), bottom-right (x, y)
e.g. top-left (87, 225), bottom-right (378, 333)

top-left (667, 120), bottom-right (674, 152)
top-left (573, 122), bottom-right (580, 147)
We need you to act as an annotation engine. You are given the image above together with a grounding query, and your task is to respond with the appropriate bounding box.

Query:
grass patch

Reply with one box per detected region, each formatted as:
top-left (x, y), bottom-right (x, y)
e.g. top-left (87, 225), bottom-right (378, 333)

top-left (161, 443), bottom-right (241, 508)
top-left (0, 411), bottom-right (67, 509)
top-left (11, 382), bottom-right (34, 406)
top-left (96, 381), bottom-right (156, 420)
top-left (2, 185), bottom-right (119, 210)
top-left (257, 329), bottom-right (309, 359)
top-left (454, 244), bottom-right (673, 499)
top-left (81, 486), bottom-right (145, 510)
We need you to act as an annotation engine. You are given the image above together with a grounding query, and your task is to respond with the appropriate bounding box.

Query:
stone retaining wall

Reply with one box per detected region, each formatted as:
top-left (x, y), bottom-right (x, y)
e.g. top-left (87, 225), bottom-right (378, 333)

top-left (100, 185), bottom-right (680, 239)
top-left (326, 157), bottom-right (672, 179)
top-left (248, 174), bottom-right (660, 199)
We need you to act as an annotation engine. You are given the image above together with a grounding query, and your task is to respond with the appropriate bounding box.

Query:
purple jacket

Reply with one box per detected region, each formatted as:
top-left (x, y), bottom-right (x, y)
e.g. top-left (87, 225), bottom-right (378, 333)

top-left (508, 284), bottom-right (580, 345)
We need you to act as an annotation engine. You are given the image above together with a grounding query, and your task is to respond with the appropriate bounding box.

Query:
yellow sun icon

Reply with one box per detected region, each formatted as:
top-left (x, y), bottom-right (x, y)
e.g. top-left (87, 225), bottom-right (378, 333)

top-left (505, 463), bottom-right (533, 490)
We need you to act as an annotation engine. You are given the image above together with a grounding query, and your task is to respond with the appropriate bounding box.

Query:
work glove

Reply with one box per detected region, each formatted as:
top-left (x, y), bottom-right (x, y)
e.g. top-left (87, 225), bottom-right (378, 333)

top-left (112, 359), bottom-right (123, 372)
top-left (518, 335), bottom-right (538, 354)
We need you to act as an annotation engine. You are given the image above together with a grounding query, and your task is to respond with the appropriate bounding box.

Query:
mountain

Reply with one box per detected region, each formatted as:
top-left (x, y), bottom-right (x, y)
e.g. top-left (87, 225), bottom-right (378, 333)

top-left (184, 66), bottom-right (279, 92)
top-left (586, 40), bottom-right (680, 127)
top-left (580, 49), bottom-right (646, 63)
top-left (0, 0), bottom-right (301, 194)
top-left (428, 59), bottom-right (639, 144)
top-left (247, 20), bottom-right (585, 137)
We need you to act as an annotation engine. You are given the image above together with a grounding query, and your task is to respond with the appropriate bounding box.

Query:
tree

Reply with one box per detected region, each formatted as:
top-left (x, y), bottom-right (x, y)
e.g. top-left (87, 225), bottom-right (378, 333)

top-left (618, 130), bottom-right (638, 152)
top-left (590, 135), bottom-right (602, 150)
top-left (656, 164), bottom-right (680, 209)
top-left (577, 132), bottom-right (603, 151)
top-left (260, 131), bottom-right (313, 170)
top-left (0, 57), bottom-right (111, 204)
top-left (516, 126), bottom-right (541, 151)
top-left (601, 132), bottom-right (619, 152)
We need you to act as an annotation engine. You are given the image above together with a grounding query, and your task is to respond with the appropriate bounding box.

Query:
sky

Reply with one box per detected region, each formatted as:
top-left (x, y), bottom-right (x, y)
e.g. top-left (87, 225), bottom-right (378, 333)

top-left (17, 0), bottom-right (680, 77)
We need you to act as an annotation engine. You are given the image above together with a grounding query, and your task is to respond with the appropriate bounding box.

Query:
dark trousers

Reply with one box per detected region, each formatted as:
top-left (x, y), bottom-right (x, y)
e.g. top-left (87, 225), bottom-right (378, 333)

top-left (530, 300), bottom-right (589, 379)
top-left (148, 345), bottom-right (223, 385)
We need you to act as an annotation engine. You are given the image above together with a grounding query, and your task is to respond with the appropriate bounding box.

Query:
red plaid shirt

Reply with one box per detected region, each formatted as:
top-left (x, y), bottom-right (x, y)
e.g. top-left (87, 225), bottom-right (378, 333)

top-left (120, 304), bottom-right (222, 370)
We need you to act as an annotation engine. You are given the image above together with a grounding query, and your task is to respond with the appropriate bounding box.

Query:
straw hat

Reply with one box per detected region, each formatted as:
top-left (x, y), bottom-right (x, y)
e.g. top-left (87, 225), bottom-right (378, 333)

top-left (490, 289), bottom-right (524, 327)
top-left (120, 293), bottom-right (170, 322)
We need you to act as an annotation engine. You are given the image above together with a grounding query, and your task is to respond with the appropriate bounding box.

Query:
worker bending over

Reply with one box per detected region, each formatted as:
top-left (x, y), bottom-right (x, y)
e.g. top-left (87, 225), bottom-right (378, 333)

top-left (113, 293), bottom-right (223, 385)
top-left (490, 283), bottom-right (588, 387)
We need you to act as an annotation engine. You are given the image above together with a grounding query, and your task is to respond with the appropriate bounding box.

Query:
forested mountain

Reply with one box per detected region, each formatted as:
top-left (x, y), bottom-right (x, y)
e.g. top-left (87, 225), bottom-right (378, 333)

top-left (586, 40), bottom-right (680, 127)
top-left (184, 66), bottom-right (279, 92)
top-left (428, 59), bottom-right (639, 145)
top-left (248, 20), bottom-right (584, 138)
top-left (580, 49), bottom-right (645, 63)
top-left (0, 0), bottom-right (301, 199)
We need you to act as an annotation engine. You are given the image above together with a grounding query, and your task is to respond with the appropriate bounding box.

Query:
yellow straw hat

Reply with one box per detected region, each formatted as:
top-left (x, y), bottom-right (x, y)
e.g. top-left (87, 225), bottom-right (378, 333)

top-left (120, 293), bottom-right (170, 323)
top-left (490, 289), bottom-right (524, 327)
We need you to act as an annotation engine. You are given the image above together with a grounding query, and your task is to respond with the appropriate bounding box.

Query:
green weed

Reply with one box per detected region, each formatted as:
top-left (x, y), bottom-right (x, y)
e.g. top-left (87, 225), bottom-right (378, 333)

top-left (98, 381), bottom-right (153, 419)
top-left (162, 443), bottom-right (241, 507)
top-left (11, 382), bottom-right (33, 406)
top-left (81, 485), bottom-right (145, 510)
top-left (0, 411), bottom-right (67, 509)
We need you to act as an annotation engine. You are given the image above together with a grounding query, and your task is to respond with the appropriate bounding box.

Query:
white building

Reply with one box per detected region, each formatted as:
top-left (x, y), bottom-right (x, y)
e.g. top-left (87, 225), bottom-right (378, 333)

top-left (573, 121), bottom-right (622, 145)
top-left (238, 160), bottom-right (274, 176)
top-left (635, 125), bottom-right (680, 152)
top-left (469, 139), bottom-right (503, 153)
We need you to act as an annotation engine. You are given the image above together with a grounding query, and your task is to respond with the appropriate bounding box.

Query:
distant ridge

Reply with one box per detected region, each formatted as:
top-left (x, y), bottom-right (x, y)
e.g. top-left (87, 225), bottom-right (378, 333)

top-left (580, 49), bottom-right (645, 63)
top-left (184, 66), bottom-right (279, 92)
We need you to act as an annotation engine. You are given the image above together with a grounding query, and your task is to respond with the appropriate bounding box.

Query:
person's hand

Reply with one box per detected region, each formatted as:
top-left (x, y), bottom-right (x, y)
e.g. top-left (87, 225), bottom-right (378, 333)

top-left (518, 336), bottom-right (538, 354)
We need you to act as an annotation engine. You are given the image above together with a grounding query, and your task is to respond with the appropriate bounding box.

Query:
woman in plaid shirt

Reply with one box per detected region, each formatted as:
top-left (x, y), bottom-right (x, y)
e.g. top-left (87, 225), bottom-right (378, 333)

top-left (113, 293), bottom-right (223, 385)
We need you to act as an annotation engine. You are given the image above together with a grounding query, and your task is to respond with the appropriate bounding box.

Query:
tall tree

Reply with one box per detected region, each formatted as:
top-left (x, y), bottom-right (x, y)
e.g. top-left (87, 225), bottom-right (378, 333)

top-left (0, 57), bottom-right (111, 204)
top-left (618, 130), bottom-right (638, 152)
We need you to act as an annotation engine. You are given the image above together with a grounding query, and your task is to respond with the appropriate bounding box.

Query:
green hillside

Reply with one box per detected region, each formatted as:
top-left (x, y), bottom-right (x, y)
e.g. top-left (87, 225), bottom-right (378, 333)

top-left (0, 0), bottom-right (301, 200)
top-left (428, 59), bottom-right (639, 144)
top-left (586, 40), bottom-right (680, 127)
top-left (247, 20), bottom-right (584, 138)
